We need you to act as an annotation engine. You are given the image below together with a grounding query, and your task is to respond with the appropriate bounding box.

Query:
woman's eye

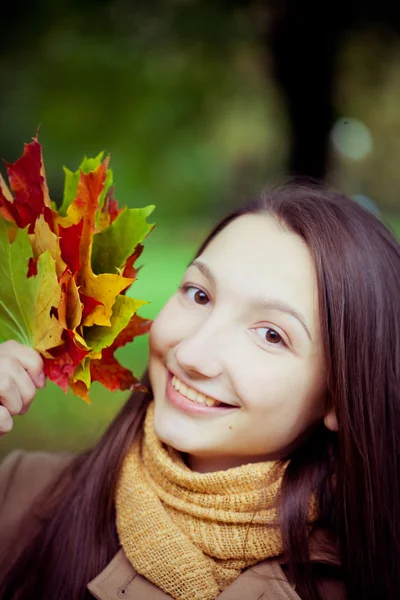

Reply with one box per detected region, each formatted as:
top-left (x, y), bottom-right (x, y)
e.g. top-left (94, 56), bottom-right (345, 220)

top-left (184, 286), bottom-right (210, 306)
top-left (255, 327), bottom-right (284, 346)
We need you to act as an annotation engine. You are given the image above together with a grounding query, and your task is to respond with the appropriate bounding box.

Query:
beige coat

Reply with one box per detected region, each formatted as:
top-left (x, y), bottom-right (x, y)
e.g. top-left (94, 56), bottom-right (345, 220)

top-left (0, 451), bottom-right (346, 599)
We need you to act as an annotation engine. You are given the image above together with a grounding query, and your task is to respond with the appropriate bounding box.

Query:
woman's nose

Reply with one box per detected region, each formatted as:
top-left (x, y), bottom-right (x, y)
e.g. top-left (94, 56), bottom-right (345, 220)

top-left (174, 324), bottom-right (225, 379)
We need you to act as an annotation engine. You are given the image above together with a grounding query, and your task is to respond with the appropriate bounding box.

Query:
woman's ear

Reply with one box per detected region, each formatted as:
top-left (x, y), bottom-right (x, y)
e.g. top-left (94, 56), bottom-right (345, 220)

top-left (324, 408), bottom-right (339, 432)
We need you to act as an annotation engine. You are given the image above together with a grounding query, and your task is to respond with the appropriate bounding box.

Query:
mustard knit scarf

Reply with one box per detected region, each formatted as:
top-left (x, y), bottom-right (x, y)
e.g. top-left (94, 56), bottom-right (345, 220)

top-left (115, 403), bottom-right (302, 600)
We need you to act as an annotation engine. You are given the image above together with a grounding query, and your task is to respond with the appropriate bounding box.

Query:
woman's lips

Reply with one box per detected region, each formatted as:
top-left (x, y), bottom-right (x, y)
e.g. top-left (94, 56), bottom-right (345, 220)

top-left (165, 372), bottom-right (238, 416)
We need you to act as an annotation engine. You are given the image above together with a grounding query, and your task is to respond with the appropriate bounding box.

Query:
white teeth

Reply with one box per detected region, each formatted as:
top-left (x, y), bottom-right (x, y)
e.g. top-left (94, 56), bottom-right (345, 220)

top-left (171, 376), bottom-right (220, 407)
top-left (196, 393), bottom-right (206, 405)
top-left (187, 388), bottom-right (197, 401)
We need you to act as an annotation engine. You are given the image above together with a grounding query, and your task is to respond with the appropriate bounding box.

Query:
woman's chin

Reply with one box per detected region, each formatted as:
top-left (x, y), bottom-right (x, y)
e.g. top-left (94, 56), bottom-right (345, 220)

top-left (154, 421), bottom-right (198, 454)
top-left (152, 413), bottom-right (204, 456)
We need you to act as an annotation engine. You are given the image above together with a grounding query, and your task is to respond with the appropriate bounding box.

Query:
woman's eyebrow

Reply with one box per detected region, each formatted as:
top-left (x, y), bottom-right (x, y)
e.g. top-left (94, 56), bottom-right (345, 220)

top-left (189, 260), bottom-right (217, 288)
top-left (190, 260), bottom-right (312, 341)
top-left (250, 296), bottom-right (312, 341)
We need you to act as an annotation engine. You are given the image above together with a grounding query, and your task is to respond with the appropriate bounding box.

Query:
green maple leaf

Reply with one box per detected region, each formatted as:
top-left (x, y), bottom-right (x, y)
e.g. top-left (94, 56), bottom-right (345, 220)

top-left (84, 295), bottom-right (146, 353)
top-left (59, 152), bottom-right (113, 216)
top-left (0, 218), bottom-right (64, 351)
top-left (0, 218), bottom-right (38, 346)
top-left (91, 205), bottom-right (155, 275)
top-left (73, 357), bottom-right (91, 387)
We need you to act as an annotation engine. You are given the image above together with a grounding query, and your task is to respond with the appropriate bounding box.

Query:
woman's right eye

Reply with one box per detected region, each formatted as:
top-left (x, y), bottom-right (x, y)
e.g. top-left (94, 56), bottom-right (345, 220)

top-left (181, 285), bottom-right (210, 306)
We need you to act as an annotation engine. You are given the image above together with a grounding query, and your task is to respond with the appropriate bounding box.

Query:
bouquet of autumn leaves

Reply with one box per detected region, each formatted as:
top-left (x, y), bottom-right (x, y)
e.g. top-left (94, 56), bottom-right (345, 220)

top-left (0, 137), bottom-right (154, 402)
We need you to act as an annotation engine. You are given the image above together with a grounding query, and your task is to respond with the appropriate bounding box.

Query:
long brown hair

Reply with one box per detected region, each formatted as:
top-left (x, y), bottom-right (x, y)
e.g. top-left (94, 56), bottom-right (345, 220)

top-left (1, 183), bottom-right (399, 600)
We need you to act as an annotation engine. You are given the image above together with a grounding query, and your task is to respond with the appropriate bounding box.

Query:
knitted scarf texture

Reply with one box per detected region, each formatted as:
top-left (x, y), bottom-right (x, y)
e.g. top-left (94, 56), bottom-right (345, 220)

top-left (116, 403), bottom-right (301, 600)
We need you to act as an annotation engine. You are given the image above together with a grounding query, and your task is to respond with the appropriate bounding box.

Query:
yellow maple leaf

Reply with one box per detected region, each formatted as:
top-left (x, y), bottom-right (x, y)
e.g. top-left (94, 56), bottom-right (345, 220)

top-left (29, 214), bottom-right (67, 278)
top-left (33, 251), bottom-right (65, 354)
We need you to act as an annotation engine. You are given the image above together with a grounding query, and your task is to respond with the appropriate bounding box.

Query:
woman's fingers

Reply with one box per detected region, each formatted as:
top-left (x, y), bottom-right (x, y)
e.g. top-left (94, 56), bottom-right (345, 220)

top-left (0, 341), bottom-right (45, 388)
top-left (0, 364), bottom-right (37, 414)
top-left (0, 405), bottom-right (14, 435)
top-left (0, 372), bottom-right (23, 415)
top-left (0, 342), bottom-right (46, 436)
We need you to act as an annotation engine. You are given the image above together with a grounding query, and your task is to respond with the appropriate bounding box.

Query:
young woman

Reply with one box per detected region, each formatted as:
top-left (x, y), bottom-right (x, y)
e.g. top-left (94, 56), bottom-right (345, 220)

top-left (0, 183), bottom-right (399, 600)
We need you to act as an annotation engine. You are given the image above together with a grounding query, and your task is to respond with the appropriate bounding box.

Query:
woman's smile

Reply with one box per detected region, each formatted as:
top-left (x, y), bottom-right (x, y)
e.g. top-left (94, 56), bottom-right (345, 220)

top-left (166, 371), bottom-right (238, 415)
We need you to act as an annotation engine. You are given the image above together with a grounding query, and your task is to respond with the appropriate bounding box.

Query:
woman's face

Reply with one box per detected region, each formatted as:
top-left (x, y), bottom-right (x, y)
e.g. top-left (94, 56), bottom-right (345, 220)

top-left (149, 214), bottom-right (329, 470)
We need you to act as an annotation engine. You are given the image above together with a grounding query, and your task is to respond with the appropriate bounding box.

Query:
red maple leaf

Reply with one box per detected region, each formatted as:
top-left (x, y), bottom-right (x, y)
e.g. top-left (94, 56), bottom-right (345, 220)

top-left (27, 257), bottom-right (38, 278)
top-left (97, 186), bottom-right (123, 231)
top-left (0, 137), bottom-right (50, 230)
top-left (59, 219), bottom-right (84, 275)
top-left (90, 314), bottom-right (152, 392)
top-left (43, 330), bottom-right (88, 393)
top-left (80, 292), bottom-right (103, 322)
top-left (122, 244), bottom-right (144, 279)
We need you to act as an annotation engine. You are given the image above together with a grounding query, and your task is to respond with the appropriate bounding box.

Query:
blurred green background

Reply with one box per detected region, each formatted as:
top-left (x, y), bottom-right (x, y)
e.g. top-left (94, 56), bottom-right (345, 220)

top-left (1, 1), bottom-right (400, 458)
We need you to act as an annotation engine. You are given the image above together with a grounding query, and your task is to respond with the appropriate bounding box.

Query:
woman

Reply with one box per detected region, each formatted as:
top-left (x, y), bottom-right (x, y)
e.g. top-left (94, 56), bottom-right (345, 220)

top-left (0, 183), bottom-right (399, 600)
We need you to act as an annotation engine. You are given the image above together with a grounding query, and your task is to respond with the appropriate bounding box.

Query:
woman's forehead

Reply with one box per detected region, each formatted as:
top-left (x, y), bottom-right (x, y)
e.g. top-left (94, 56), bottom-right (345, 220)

top-left (199, 214), bottom-right (312, 279)
top-left (194, 214), bottom-right (320, 327)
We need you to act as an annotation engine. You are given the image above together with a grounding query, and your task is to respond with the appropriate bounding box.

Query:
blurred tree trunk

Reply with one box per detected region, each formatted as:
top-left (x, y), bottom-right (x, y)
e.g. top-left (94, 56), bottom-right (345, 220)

top-left (267, 1), bottom-right (351, 180)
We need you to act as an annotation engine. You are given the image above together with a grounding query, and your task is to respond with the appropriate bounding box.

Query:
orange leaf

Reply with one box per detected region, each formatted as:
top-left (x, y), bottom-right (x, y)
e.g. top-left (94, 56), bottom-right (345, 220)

top-left (58, 271), bottom-right (82, 330)
top-left (68, 379), bottom-right (91, 404)
top-left (90, 356), bottom-right (142, 392)
top-left (59, 160), bottom-right (108, 260)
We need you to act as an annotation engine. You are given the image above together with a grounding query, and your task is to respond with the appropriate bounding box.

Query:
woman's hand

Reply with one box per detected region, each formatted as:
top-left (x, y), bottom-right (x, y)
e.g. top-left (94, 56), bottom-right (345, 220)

top-left (0, 341), bottom-right (45, 435)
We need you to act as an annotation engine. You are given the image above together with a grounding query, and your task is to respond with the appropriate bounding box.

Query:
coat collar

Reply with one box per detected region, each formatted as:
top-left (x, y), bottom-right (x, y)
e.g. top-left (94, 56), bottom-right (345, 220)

top-left (87, 549), bottom-right (302, 600)
top-left (87, 529), bottom-right (340, 600)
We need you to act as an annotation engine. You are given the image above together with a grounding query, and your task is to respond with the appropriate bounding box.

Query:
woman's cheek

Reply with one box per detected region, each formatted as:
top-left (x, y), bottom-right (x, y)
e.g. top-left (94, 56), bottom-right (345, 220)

top-left (149, 314), bottom-right (170, 357)
top-left (149, 300), bottom-right (183, 355)
top-left (150, 293), bottom-right (208, 361)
